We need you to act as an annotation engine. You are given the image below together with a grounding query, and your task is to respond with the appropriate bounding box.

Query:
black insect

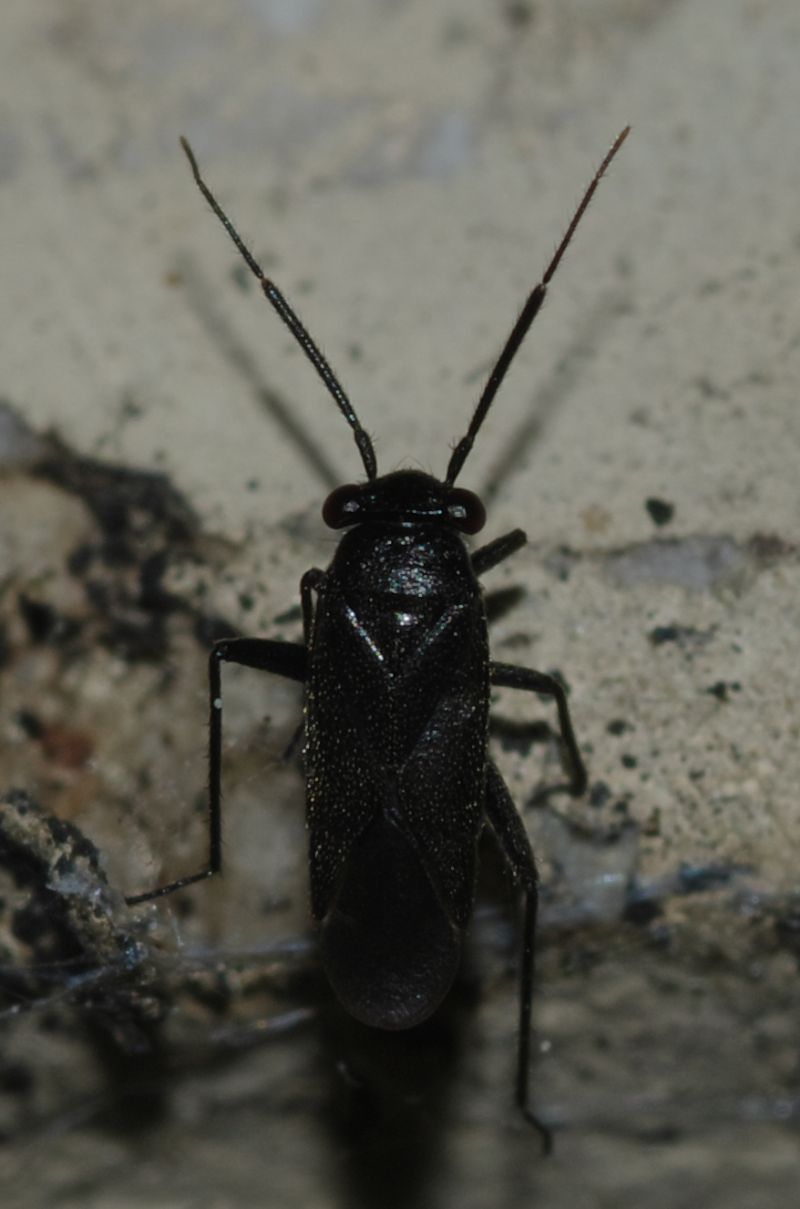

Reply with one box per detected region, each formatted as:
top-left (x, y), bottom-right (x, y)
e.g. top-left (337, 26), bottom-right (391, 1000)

top-left (127, 127), bottom-right (629, 1148)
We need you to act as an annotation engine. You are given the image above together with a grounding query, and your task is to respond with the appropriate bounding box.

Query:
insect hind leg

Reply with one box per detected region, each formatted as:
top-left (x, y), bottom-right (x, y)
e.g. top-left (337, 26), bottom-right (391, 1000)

top-left (484, 760), bottom-right (552, 1154)
top-left (125, 637), bottom-right (306, 905)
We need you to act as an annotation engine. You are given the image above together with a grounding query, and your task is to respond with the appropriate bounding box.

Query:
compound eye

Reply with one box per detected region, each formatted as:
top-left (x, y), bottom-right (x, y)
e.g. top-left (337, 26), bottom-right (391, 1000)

top-left (447, 488), bottom-right (486, 535)
top-left (322, 483), bottom-right (362, 529)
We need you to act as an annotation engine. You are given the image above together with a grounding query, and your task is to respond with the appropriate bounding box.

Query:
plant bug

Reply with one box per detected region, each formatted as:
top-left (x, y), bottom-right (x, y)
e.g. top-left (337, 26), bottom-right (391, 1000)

top-left (127, 127), bottom-right (629, 1149)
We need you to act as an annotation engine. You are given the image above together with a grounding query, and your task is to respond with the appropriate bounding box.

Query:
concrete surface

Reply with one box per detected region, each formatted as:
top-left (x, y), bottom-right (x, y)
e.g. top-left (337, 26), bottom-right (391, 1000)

top-left (0, 1), bottom-right (798, 1207)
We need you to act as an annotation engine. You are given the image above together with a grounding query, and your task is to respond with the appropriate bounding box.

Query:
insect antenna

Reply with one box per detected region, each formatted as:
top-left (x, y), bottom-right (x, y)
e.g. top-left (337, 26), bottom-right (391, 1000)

top-left (180, 137), bottom-right (378, 481)
top-left (445, 126), bottom-right (630, 487)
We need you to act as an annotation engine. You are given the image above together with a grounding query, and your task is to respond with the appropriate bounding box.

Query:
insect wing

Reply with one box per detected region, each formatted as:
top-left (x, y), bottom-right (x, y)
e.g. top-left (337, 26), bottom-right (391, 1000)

top-left (305, 549), bottom-right (489, 928)
top-left (305, 567), bottom-right (489, 1028)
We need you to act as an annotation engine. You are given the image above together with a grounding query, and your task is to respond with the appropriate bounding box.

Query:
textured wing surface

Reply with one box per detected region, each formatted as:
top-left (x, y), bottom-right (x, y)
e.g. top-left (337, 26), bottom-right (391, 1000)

top-left (305, 566), bottom-right (488, 927)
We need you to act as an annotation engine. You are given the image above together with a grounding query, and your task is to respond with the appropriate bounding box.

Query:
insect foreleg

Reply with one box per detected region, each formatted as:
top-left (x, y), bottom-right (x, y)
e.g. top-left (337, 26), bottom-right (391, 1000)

top-left (471, 529), bottom-right (527, 577)
top-left (126, 637), bottom-right (306, 905)
top-left (300, 568), bottom-right (327, 644)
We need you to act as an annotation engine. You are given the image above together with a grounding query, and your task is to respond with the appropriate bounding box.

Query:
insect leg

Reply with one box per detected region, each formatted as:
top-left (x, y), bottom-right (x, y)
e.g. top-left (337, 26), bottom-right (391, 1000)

top-left (484, 760), bottom-right (552, 1154)
top-left (126, 637), bottom-right (306, 905)
top-left (490, 661), bottom-right (586, 796)
top-left (471, 529), bottom-right (527, 577)
top-left (273, 569), bottom-right (328, 764)
top-left (300, 568), bottom-right (327, 644)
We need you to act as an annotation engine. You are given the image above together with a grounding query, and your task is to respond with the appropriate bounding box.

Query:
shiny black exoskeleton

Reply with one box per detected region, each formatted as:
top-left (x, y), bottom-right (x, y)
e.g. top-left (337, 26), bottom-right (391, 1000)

top-left (308, 470), bottom-right (491, 1031)
top-left (127, 129), bottom-right (629, 1149)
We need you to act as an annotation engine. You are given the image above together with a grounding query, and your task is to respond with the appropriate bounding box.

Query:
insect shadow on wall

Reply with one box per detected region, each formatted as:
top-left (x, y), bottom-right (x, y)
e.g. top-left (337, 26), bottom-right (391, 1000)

top-left (126, 127), bottom-right (630, 1152)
